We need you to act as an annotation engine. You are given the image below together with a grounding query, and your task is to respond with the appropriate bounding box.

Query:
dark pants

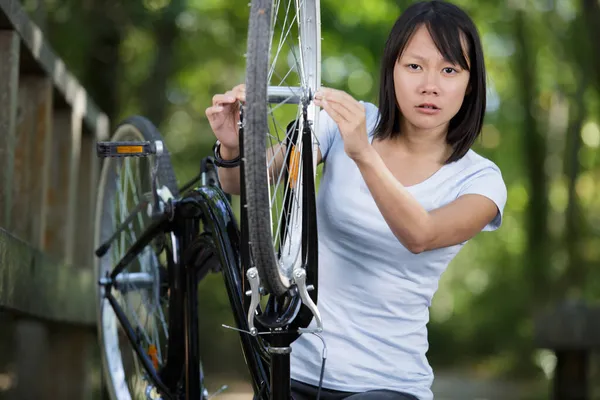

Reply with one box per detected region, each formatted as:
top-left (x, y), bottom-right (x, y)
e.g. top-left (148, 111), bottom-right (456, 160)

top-left (291, 379), bottom-right (420, 400)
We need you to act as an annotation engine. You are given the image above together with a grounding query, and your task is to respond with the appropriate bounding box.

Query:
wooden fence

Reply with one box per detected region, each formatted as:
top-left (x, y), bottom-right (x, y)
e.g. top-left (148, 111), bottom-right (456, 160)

top-left (0, 0), bottom-right (109, 398)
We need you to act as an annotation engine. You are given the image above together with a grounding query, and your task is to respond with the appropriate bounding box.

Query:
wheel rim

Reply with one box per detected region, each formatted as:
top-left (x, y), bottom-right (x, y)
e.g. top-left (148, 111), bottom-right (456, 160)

top-left (94, 125), bottom-right (172, 400)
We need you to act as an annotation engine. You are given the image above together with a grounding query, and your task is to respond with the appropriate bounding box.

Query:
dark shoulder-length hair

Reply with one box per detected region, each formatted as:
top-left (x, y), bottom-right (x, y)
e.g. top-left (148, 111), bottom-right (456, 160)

top-left (374, 0), bottom-right (486, 163)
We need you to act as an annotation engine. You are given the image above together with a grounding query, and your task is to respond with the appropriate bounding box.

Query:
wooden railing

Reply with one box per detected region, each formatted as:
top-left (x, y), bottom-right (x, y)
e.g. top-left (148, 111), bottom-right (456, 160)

top-left (0, 0), bottom-right (109, 398)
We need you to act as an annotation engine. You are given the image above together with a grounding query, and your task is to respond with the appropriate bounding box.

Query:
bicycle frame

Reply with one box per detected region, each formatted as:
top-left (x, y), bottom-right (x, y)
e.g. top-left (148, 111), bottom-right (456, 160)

top-left (99, 152), bottom-right (317, 400)
top-left (98, 170), bottom-right (274, 399)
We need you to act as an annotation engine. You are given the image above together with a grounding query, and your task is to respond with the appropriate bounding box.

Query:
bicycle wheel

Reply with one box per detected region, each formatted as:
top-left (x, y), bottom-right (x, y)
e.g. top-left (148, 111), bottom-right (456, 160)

top-left (244, 0), bottom-right (321, 296)
top-left (94, 117), bottom-right (184, 400)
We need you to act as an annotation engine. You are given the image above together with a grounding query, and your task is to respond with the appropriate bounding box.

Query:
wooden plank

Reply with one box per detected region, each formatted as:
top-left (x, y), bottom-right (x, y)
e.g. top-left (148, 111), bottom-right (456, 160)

top-left (74, 132), bottom-right (97, 269)
top-left (0, 228), bottom-right (95, 325)
top-left (13, 319), bottom-right (48, 399)
top-left (10, 319), bottom-right (94, 400)
top-left (0, 311), bottom-right (16, 393)
top-left (43, 110), bottom-right (71, 259)
top-left (12, 77), bottom-right (34, 239)
top-left (534, 301), bottom-right (600, 349)
top-left (0, 0), bottom-right (109, 139)
top-left (0, 30), bottom-right (19, 229)
top-left (11, 76), bottom-right (51, 241)
top-left (30, 78), bottom-right (53, 249)
top-left (42, 325), bottom-right (93, 399)
top-left (65, 111), bottom-right (83, 266)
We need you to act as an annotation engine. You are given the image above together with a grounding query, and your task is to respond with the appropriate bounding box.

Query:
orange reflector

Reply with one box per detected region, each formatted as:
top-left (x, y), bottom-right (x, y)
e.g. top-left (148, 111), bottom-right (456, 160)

top-left (289, 145), bottom-right (300, 188)
top-left (148, 345), bottom-right (159, 370)
top-left (117, 145), bottom-right (144, 154)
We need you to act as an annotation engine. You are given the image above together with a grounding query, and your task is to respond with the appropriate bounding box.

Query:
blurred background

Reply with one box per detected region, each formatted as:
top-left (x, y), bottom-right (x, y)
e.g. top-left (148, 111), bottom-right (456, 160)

top-left (2, 0), bottom-right (600, 398)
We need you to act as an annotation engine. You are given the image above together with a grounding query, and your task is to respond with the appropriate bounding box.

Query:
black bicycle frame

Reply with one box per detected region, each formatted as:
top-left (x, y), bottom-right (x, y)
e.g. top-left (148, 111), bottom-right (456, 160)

top-left (100, 144), bottom-right (317, 400)
top-left (179, 186), bottom-right (272, 396)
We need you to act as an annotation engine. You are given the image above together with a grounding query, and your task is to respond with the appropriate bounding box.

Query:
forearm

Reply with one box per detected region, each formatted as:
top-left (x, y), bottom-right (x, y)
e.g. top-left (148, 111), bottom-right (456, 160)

top-left (354, 147), bottom-right (432, 253)
top-left (217, 146), bottom-right (241, 195)
top-left (217, 144), bottom-right (287, 195)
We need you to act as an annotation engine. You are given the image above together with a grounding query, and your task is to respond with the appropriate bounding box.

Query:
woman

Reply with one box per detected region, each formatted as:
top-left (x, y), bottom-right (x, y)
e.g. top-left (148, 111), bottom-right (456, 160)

top-left (205, 1), bottom-right (507, 399)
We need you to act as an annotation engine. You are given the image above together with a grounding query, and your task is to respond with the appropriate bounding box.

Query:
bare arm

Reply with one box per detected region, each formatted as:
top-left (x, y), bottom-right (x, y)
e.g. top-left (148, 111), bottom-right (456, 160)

top-left (354, 148), bottom-right (499, 253)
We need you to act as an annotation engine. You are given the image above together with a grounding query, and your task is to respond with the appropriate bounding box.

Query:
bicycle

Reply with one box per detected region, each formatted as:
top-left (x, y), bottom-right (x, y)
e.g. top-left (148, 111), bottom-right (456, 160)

top-left (94, 0), bottom-right (325, 399)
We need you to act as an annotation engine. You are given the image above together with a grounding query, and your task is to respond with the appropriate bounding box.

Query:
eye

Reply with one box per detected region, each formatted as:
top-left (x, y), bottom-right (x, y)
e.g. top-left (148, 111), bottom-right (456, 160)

top-left (407, 64), bottom-right (421, 71)
top-left (443, 67), bottom-right (458, 74)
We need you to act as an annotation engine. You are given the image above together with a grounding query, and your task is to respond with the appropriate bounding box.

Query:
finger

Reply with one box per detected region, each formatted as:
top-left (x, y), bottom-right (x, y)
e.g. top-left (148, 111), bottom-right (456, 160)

top-left (316, 88), bottom-right (363, 115)
top-left (315, 99), bottom-right (348, 126)
top-left (233, 85), bottom-right (246, 102)
top-left (205, 105), bottom-right (225, 118)
top-left (314, 87), bottom-right (329, 100)
top-left (316, 97), bottom-right (353, 124)
top-left (328, 101), bottom-right (357, 125)
top-left (232, 83), bottom-right (246, 93)
top-left (212, 93), bottom-right (237, 106)
top-left (315, 89), bottom-right (349, 114)
top-left (315, 87), bottom-right (341, 99)
top-left (321, 89), bottom-right (363, 115)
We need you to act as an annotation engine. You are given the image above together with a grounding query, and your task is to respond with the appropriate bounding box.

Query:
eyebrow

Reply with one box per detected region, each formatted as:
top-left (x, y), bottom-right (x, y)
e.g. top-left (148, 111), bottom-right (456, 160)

top-left (403, 53), bottom-right (427, 61)
top-left (402, 52), bottom-right (461, 66)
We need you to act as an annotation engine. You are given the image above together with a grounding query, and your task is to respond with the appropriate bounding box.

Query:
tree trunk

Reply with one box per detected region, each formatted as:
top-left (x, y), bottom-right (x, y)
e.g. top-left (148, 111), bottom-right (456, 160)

top-left (514, 10), bottom-right (549, 302)
top-left (140, 0), bottom-right (185, 126)
top-left (561, 81), bottom-right (586, 296)
top-left (82, 3), bottom-right (122, 123)
top-left (581, 0), bottom-right (600, 91)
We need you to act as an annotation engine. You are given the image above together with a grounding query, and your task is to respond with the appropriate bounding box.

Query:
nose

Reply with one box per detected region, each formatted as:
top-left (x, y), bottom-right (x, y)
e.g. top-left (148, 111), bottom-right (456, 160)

top-left (419, 72), bottom-right (439, 96)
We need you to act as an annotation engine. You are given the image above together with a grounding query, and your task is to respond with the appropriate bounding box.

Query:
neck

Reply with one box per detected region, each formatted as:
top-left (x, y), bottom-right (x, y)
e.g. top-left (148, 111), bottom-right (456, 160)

top-left (394, 119), bottom-right (452, 163)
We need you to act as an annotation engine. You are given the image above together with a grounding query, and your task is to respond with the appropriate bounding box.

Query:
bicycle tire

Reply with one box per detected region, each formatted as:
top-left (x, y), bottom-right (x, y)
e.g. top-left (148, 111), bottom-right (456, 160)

top-left (244, 0), bottom-right (321, 296)
top-left (95, 117), bottom-right (184, 400)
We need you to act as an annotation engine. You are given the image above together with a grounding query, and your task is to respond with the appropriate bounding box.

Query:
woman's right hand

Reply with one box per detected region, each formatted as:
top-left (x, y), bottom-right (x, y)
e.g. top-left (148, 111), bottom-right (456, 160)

top-left (205, 84), bottom-right (246, 150)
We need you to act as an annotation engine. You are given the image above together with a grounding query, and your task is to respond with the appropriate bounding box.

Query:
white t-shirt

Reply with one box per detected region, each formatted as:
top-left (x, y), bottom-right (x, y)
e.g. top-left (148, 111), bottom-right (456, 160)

top-left (290, 102), bottom-right (508, 400)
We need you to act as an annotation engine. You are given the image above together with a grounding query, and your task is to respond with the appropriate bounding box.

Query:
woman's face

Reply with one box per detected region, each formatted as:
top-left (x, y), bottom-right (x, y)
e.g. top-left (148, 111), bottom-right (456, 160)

top-left (393, 25), bottom-right (471, 133)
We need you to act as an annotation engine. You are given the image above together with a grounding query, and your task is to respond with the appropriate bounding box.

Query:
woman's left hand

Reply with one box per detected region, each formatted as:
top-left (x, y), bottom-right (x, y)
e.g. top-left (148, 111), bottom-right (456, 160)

top-left (314, 88), bottom-right (372, 162)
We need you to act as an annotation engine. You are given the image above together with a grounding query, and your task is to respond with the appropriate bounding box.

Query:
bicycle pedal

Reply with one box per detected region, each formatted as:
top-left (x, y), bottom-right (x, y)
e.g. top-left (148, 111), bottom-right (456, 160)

top-left (97, 141), bottom-right (163, 158)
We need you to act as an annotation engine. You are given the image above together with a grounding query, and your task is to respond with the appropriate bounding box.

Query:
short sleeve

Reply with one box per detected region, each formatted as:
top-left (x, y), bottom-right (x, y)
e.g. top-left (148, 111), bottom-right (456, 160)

top-left (458, 163), bottom-right (507, 231)
top-left (315, 108), bottom-right (338, 161)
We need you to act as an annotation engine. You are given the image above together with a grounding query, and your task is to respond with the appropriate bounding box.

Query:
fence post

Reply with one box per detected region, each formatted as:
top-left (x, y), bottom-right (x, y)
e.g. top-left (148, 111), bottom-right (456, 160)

top-left (0, 30), bottom-right (20, 228)
top-left (534, 300), bottom-right (600, 400)
top-left (0, 26), bottom-right (20, 399)
top-left (10, 75), bottom-right (55, 400)
top-left (44, 110), bottom-right (74, 258)
top-left (75, 130), bottom-right (99, 269)
top-left (12, 76), bottom-right (53, 242)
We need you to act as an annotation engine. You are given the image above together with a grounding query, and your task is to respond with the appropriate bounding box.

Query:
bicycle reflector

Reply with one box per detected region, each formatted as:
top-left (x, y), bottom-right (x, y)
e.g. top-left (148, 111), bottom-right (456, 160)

top-left (288, 145), bottom-right (301, 189)
top-left (97, 141), bottom-right (164, 158)
top-left (147, 344), bottom-right (159, 370)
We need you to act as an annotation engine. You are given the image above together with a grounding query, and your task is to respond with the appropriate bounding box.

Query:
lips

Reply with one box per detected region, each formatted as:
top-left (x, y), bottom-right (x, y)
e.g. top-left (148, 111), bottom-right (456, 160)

top-left (416, 103), bottom-right (440, 110)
